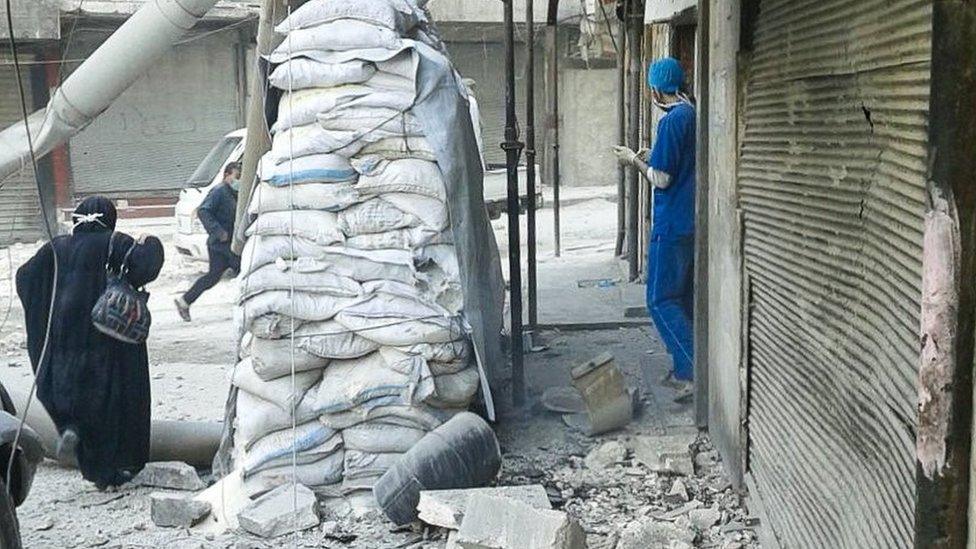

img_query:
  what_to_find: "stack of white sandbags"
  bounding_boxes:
[230,0,480,504]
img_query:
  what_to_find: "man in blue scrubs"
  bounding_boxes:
[613,57,696,390]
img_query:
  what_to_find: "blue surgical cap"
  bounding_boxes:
[647,57,685,94]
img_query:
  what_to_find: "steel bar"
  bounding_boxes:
[526,0,538,330]
[625,1,642,280]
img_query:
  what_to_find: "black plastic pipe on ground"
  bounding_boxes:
[526,0,538,331]
[502,0,525,407]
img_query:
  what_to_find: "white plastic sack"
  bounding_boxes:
[291,320,380,359]
[379,346,468,376]
[268,21,400,63]
[314,352,434,414]
[271,123,412,160]
[269,58,376,91]
[241,421,340,475]
[273,86,372,132]
[275,0,422,34]
[427,367,480,408]
[380,193,448,231]
[338,198,419,236]
[240,290,358,330]
[239,263,361,301]
[250,314,303,339]
[250,336,331,381]
[352,158,447,201]
[291,249,417,284]
[245,210,343,246]
[317,107,422,134]
[319,402,456,431]
[343,450,402,480]
[357,136,437,161]
[247,180,359,214]
[392,340,471,364]
[243,450,344,496]
[334,293,463,346]
[236,388,320,446]
[231,357,324,409]
[258,152,357,185]
[240,234,330,276]
[342,421,427,453]
[344,226,442,251]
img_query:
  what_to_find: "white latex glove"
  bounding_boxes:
[611,145,636,166]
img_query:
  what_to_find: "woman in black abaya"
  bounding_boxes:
[16,197,164,489]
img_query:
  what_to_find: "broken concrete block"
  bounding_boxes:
[689,506,721,531]
[135,462,206,491]
[456,493,585,549]
[616,517,696,549]
[665,479,690,504]
[584,441,627,470]
[571,353,632,436]
[417,485,552,530]
[238,483,320,538]
[630,433,696,476]
[150,492,211,528]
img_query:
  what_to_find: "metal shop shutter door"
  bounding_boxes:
[68,31,242,198]
[737,0,931,547]
[0,53,41,244]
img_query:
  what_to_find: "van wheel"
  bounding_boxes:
[0,479,22,549]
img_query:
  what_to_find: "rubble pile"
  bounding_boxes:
[231,0,479,506]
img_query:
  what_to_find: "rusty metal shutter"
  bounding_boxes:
[738,1,931,547]
[0,51,41,245]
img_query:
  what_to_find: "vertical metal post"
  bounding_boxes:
[626,2,642,281]
[503,0,525,407]
[526,0,538,330]
[546,23,561,258]
[615,15,627,258]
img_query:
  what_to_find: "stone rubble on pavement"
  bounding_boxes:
[149,492,212,528]
[134,461,207,491]
[417,485,552,530]
[237,484,320,539]
[454,493,586,549]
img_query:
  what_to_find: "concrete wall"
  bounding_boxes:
[557,66,619,188]
[705,0,744,486]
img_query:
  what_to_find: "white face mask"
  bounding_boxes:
[229,178,241,191]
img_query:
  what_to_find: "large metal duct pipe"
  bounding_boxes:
[0,0,221,182]
[6,385,221,469]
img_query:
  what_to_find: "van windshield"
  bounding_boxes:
[185,136,242,188]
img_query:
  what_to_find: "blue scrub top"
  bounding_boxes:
[648,102,696,239]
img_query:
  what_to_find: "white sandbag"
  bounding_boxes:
[240,290,358,330]
[241,421,340,475]
[344,226,442,251]
[338,197,419,236]
[258,152,357,185]
[334,293,463,346]
[415,244,464,313]
[415,244,461,280]
[271,123,414,160]
[379,346,468,376]
[317,107,422,134]
[356,136,437,161]
[352,158,447,201]
[392,340,471,364]
[239,263,361,300]
[236,388,320,446]
[293,249,417,284]
[341,474,384,494]
[427,367,480,408]
[343,450,402,480]
[269,58,376,91]
[380,193,449,231]
[291,320,380,359]
[314,352,434,414]
[319,402,457,430]
[273,86,373,132]
[245,210,343,245]
[240,234,330,276]
[247,180,359,214]
[250,314,304,339]
[268,21,400,62]
[275,0,421,34]
[231,357,324,409]
[250,337,330,381]
[342,421,427,453]
[243,450,344,497]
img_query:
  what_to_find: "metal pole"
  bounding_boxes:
[547,24,562,258]
[503,0,526,407]
[615,14,627,257]
[626,2,642,280]
[526,0,538,330]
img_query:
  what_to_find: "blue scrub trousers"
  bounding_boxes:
[647,235,695,381]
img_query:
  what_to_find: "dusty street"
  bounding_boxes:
[0,188,759,548]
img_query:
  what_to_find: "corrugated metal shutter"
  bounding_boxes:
[67,29,242,197]
[0,52,41,244]
[448,41,508,167]
[738,1,931,547]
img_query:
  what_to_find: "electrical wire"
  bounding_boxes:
[4,0,62,494]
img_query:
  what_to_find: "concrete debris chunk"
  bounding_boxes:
[571,353,633,436]
[150,492,212,528]
[135,461,207,491]
[238,483,320,539]
[584,441,627,470]
[689,506,722,531]
[616,517,696,549]
[665,479,690,504]
[456,493,586,549]
[417,485,552,530]
[630,433,696,476]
